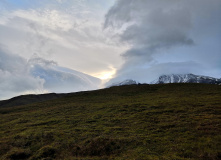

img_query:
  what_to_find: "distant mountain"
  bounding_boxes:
[108,79,137,87]
[151,74,221,85]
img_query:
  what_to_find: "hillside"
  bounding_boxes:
[0,84,221,160]
[0,93,64,108]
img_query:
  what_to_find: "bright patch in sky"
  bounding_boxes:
[95,68,116,80]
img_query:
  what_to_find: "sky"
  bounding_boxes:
[0,0,221,100]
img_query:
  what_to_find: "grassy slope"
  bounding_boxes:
[0,84,220,160]
[0,93,64,108]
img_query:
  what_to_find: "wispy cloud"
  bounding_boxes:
[0,47,101,100]
[0,0,124,80]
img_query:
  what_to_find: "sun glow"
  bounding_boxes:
[99,72,114,80]
[94,68,116,80]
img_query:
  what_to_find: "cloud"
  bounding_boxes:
[29,54,102,93]
[0,47,101,100]
[1,0,220,98]
[106,61,205,86]
[104,0,221,84]
[0,47,45,100]
[104,0,195,60]
[0,1,125,78]
[0,0,123,99]
[28,53,58,66]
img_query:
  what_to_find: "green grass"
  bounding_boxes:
[0,84,221,159]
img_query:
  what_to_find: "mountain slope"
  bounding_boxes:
[151,73,221,84]
[0,84,220,159]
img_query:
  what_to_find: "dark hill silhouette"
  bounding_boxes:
[0,93,65,108]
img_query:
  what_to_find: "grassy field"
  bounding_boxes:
[0,84,220,160]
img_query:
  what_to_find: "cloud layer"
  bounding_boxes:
[0,0,123,78]
[0,48,101,100]
[104,0,221,84]
[1,0,221,99]
[0,0,117,99]
[0,48,45,99]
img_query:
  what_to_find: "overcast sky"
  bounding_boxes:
[0,0,221,99]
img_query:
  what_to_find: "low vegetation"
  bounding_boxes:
[0,84,221,159]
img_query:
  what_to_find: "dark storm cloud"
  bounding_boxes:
[105,0,221,84]
[105,0,194,50]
